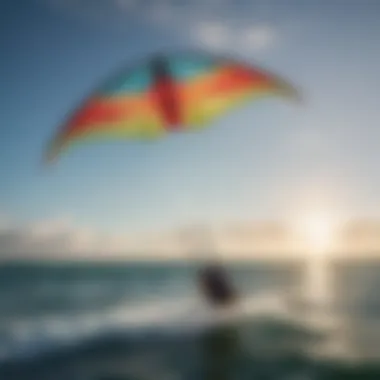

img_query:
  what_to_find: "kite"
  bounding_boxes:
[45,51,300,162]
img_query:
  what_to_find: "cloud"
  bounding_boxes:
[192,21,231,51]
[0,217,292,260]
[242,25,277,51]
[2,216,379,261]
[0,219,323,260]
[45,0,278,54]
[0,216,186,260]
[191,20,277,54]
[0,217,110,259]
[337,220,380,256]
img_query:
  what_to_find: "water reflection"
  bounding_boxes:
[201,325,240,380]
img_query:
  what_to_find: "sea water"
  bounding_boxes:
[0,260,379,380]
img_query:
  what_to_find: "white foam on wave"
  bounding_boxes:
[0,291,291,363]
[5,290,363,365]
[2,290,378,367]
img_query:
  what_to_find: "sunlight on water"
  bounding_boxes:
[294,210,339,306]
[305,255,332,306]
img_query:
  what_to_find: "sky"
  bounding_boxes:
[1,0,380,258]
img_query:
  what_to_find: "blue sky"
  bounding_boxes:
[1,0,380,240]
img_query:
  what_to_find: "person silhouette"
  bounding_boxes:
[198,262,237,307]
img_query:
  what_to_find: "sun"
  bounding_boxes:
[294,211,338,254]
[293,210,342,304]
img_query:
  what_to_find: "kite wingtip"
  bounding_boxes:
[42,148,58,167]
[43,137,63,166]
[281,83,303,105]
[291,90,304,105]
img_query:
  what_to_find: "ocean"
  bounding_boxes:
[0,259,379,380]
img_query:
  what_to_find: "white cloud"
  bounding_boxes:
[191,20,277,55]
[45,0,278,54]
[2,215,379,261]
[242,25,277,51]
[0,218,99,258]
[193,21,231,51]
[0,217,184,260]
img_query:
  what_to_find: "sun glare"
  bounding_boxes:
[293,210,342,304]
[295,211,338,254]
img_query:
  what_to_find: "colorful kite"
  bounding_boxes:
[45,51,300,162]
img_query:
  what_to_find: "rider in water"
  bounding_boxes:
[198,262,237,307]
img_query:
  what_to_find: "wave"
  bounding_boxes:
[0,291,293,364]
[2,290,375,368]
